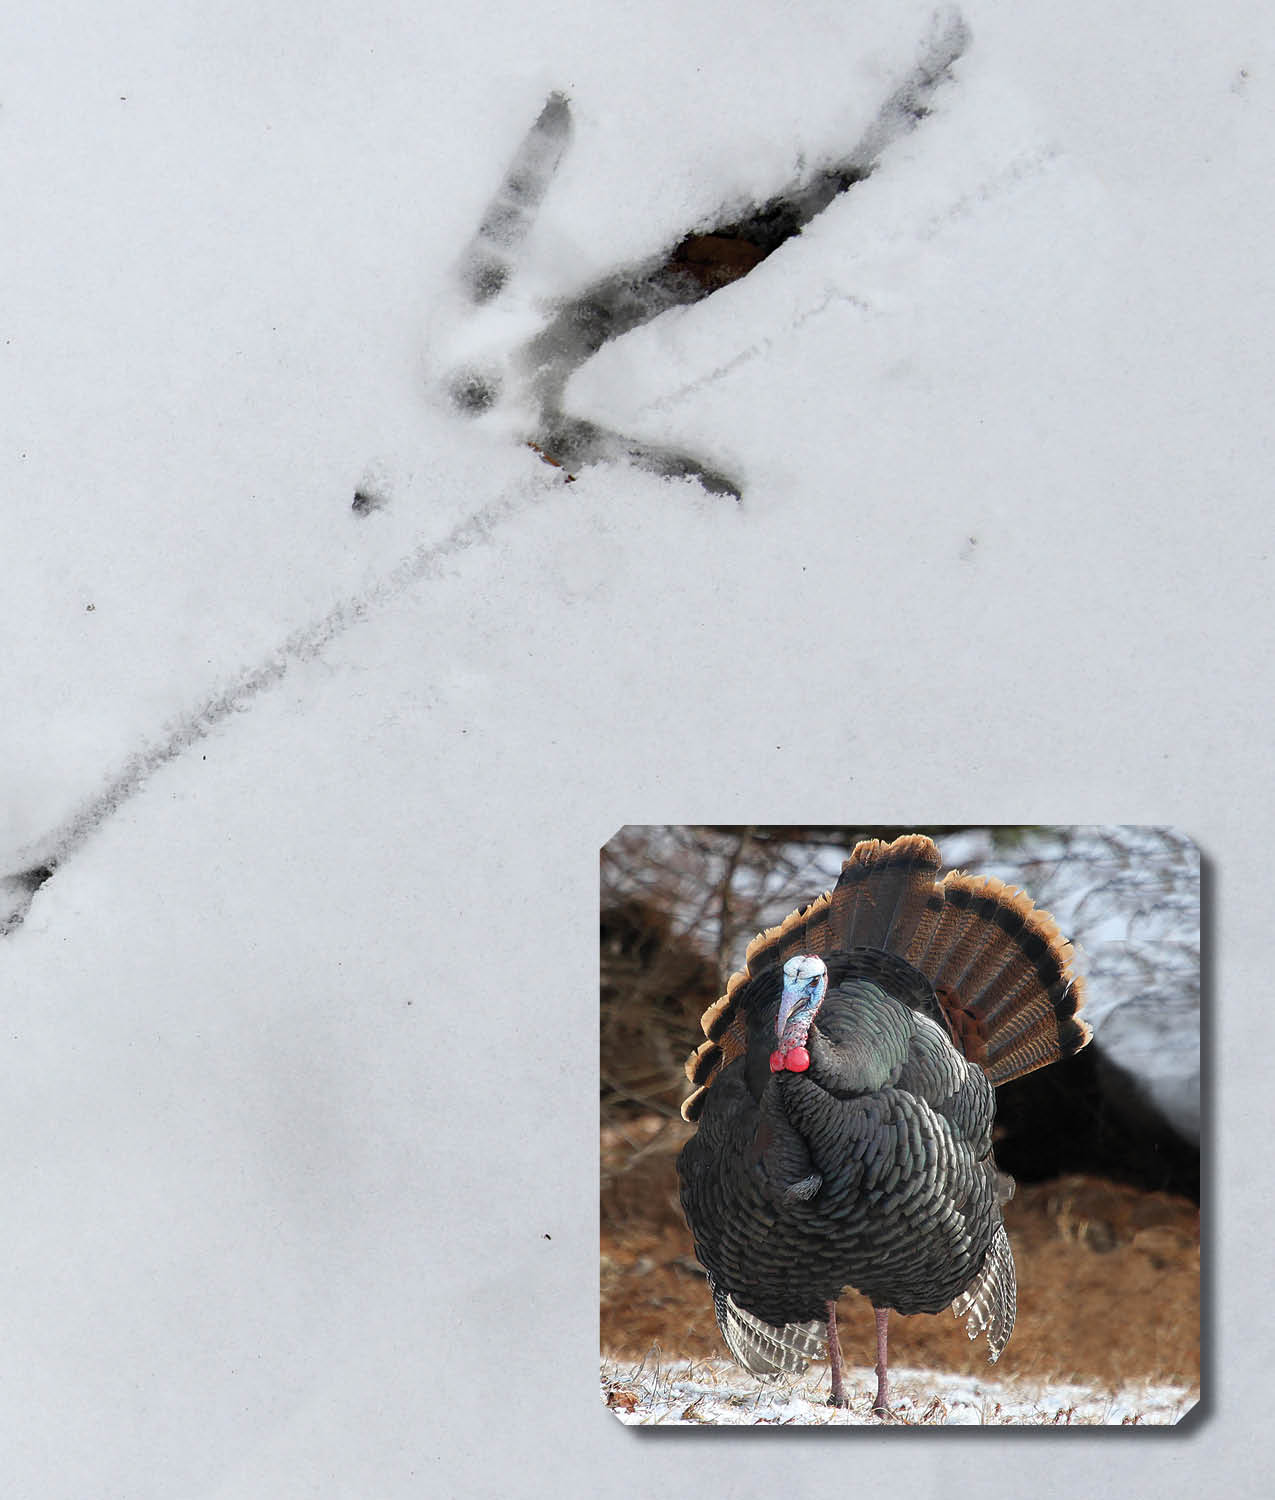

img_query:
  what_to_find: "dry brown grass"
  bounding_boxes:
[600,1115,1200,1391]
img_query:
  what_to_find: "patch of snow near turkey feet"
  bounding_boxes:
[601,1358,1198,1427]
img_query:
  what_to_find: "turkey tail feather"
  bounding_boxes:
[712,1283,825,1377]
[912,870,1090,1085]
[827,833,943,954]
[951,1224,1017,1361]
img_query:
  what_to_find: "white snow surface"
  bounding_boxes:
[601,1357,1199,1427]
[1,0,1265,1495]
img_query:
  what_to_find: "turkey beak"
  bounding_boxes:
[776,987,805,1043]
[777,971,823,1047]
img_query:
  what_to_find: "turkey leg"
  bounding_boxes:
[872,1306,891,1417]
[825,1299,848,1407]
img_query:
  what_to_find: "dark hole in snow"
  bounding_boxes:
[449,369,502,415]
[464,256,510,303]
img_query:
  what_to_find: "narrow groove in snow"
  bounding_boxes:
[2,482,547,936]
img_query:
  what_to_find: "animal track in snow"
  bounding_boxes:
[3,10,971,934]
[443,8,971,498]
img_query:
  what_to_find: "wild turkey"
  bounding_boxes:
[676,833,1091,1417]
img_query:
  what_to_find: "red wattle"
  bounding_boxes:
[785,1046,811,1072]
[769,1050,785,1072]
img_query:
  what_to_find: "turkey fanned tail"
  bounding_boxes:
[712,1281,825,1377]
[950,1224,1017,1361]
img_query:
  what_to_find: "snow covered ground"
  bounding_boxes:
[0,0,1265,1495]
[601,1357,1198,1427]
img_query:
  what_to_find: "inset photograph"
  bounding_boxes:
[600,826,1200,1425]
